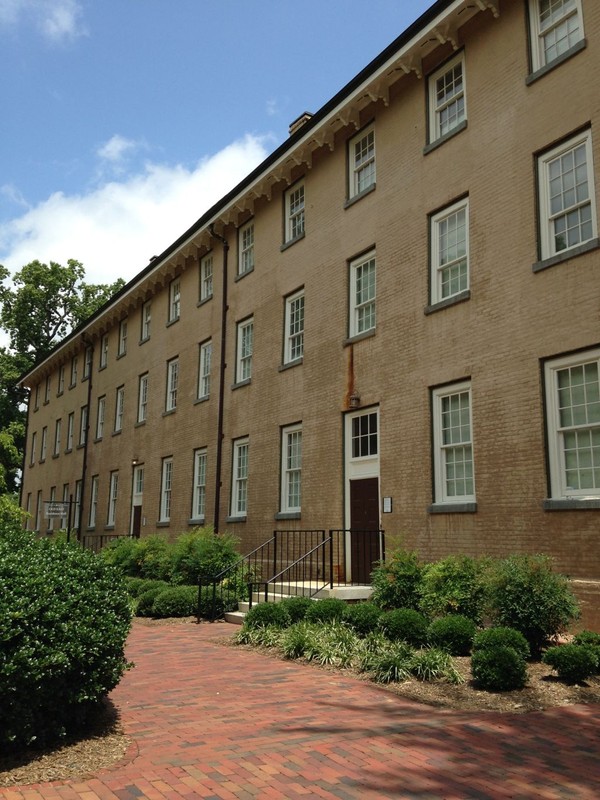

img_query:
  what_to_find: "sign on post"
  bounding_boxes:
[44,501,70,519]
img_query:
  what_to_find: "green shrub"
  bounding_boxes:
[125,576,156,597]
[99,536,141,576]
[0,531,131,749]
[309,623,360,667]
[472,627,530,661]
[244,601,291,629]
[379,608,429,647]
[370,549,423,610]
[136,584,169,617]
[572,630,600,648]
[543,644,598,684]
[279,621,318,659]
[304,597,347,624]
[367,641,414,684]
[419,555,489,623]
[279,595,314,623]
[343,602,382,636]
[471,646,527,691]
[484,554,579,655]
[235,624,282,648]
[427,614,476,656]
[170,527,239,584]
[151,585,198,618]
[408,648,464,684]
[135,535,172,580]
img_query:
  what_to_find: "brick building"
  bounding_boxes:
[19,0,600,625]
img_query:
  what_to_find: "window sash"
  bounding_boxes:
[193,449,207,519]
[138,375,148,422]
[199,342,212,398]
[79,406,88,446]
[100,335,108,368]
[54,419,61,455]
[115,388,124,431]
[531,0,582,68]
[285,292,304,363]
[351,128,376,196]
[142,301,151,340]
[58,365,65,394]
[237,321,253,382]
[118,321,127,355]
[40,427,47,460]
[431,199,469,302]
[89,477,99,527]
[231,441,249,516]
[430,55,465,141]
[169,279,181,321]
[96,397,105,439]
[239,223,255,275]
[350,254,376,337]
[66,413,74,450]
[351,412,378,459]
[286,185,305,241]
[167,359,179,410]
[201,255,213,300]
[107,472,118,526]
[160,459,173,521]
[433,383,475,502]
[282,427,302,512]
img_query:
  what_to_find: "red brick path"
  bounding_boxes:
[2,620,600,799]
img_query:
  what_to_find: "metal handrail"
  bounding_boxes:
[253,535,333,606]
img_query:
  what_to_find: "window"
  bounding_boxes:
[432,381,475,504]
[96,396,106,439]
[79,405,88,446]
[141,300,151,341]
[48,486,56,531]
[40,426,47,461]
[284,290,304,364]
[349,251,376,338]
[236,318,253,383]
[74,480,82,530]
[351,412,378,458]
[44,375,51,403]
[34,383,40,410]
[118,319,128,356]
[83,346,92,378]
[66,412,74,451]
[89,476,99,528]
[107,471,119,526]
[25,493,32,530]
[166,358,179,411]
[545,348,600,500]
[138,374,148,423]
[285,183,305,243]
[192,448,207,520]
[57,365,65,395]
[114,386,124,432]
[230,438,249,518]
[160,457,173,522]
[100,334,109,368]
[30,431,37,465]
[430,198,469,304]
[529,0,584,72]
[349,126,375,198]
[428,53,466,143]
[53,418,61,456]
[200,253,213,301]
[169,278,181,323]
[61,483,69,528]
[537,130,596,261]
[70,356,78,387]
[238,221,255,276]
[281,425,302,513]
[198,341,212,399]
[35,490,42,532]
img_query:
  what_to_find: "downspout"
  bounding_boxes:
[209,225,229,535]
[18,387,31,519]
[77,339,94,541]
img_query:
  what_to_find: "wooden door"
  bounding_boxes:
[349,477,380,583]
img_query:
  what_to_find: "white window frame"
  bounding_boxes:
[118,319,127,356]
[114,386,124,432]
[198,340,212,399]
[61,483,69,528]
[160,457,173,522]
[35,490,42,532]
[107,471,119,527]
[100,334,109,369]
[169,278,181,323]
[53,418,61,456]
[284,289,304,364]
[350,411,379,460]
[230,438,249,518]
[537,130,597,260]
[281,424,302,514]
[200,253,213,301]
[236,318,253,383]
[528,0,584,72]
[428,53,466,143]
[30,431,37,465]
[66,412,74,451]
[138,373,148,423]
[238,221,255,276]
[83,346,92,378]
[192,448,207,521]
[89,475,99,528]
[545,347,600,500]
[432,381,475,504]
[96,395,106,439]
[57,364,65,394]
[349,250,376,338]
[44,375,51,403]
[25,492,32,530]
[141,300,151,341]
[48,486,56,531]
[166,358,179,411]
[80,405,89,448]
[349,125,376,199]
[70,356,78,387]
[285,183,305,243]
[40,426,47,461]
[430,197,470,304]
[74,480,82,530]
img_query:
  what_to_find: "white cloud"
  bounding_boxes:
[0,0,86,42]
[97,134,139,164]
[0,134,270,288]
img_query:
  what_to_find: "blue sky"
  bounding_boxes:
[0,0,431,288]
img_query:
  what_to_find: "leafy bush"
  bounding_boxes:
[279,622,318,659]
[408,648,464,684]
[236,624,282,648]
[366,641,414,684]
[427,614,476,656]
[379,608,429,647]
[419,555,489,623]
[343,602,382,636]
[151,585,198,618]
[279,595,314,623]
[543,644,598,684]
[169,527,239,584]
[136,584,169,617]
[484,554,579,655]
[304,597,347,624]
[370,549,423,610]
[309,623,360,667]
[472,627,530,661]
[471,646,527,691]
[100,536,141,576]
[0,530,131,748]
[244,601,291,629]
[573,630,600,650]
[124,576,150,597]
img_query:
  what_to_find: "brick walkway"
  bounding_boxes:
[2,620,600,800]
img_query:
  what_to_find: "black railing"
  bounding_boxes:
[329,529,385,585]
[79,532,129,553]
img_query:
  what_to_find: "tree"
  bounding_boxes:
[0,259,125,494]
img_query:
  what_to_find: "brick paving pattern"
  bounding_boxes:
[2,620,600,800]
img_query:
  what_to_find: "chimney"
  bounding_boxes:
[289,111,313,136]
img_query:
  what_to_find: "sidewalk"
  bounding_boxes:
[2,619,599,800]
